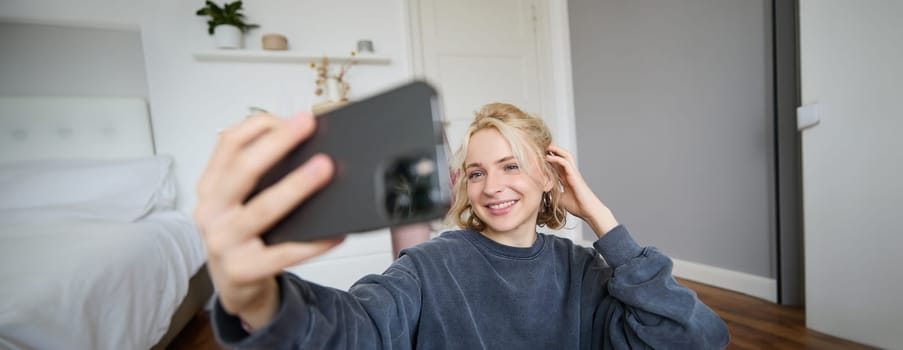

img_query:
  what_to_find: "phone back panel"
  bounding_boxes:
[251,81,450,244]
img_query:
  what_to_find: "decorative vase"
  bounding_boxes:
[213,25,242,49]
[311,100,347,116]
[325,77,341,102]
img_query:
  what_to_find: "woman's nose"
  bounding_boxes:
[482,172,505,195]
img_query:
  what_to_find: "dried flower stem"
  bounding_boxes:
[310,52,358,102]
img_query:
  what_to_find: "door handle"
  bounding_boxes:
[797,103,821,131]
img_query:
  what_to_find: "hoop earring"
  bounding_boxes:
[541,191,552,212]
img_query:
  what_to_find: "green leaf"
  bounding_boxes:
[225,1,241,15]
[196,0,256,34]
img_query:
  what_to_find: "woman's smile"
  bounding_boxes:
[485,199,519,215]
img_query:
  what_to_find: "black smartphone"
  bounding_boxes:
[249,81,451,244]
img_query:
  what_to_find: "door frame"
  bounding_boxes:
[773,0,803,306]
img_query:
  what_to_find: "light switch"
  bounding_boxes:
[797,103,821,131]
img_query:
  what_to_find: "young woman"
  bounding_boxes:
[195,103,730,349]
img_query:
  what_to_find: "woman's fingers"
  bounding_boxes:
[198,114,286,199]
[545,145,610,221]
[217,114,318,204]
[235,153,335,240]
[547,144,575,164]
[195,113,317,235]
[204,153,334,255]
[223,237,345,284]
[547,145,587,182]
[235,114,317,177]
[546,145,573,171]
[546,152,575,181]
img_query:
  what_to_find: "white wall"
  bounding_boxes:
[799,1,903,348]
[0,0,414,288]
[1,0,413,210]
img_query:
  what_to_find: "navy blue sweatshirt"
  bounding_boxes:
[212,226,730,349]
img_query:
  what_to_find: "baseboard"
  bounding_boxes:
[671,258,777,303]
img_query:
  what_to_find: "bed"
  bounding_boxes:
[0,97,211,349]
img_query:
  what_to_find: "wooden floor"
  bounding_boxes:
[166,279,875,349]
[679,279,874,349]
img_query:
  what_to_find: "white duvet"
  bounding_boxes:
[0,212,206,350]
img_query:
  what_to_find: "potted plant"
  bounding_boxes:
[195,0,259,49]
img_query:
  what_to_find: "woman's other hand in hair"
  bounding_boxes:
[545,144,619,237]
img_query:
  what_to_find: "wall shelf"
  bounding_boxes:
[192,50,391,65]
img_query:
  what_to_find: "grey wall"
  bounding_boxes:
[0,22,147,97]
[568,0,776,278]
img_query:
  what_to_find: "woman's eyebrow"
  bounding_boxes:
[466,156,515,169]
[495,156,515,164]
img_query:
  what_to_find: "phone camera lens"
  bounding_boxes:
[384,155,438,222]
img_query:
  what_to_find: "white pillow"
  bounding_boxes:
[0,155,177,223]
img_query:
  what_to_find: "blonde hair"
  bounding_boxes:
[446,103,567,231]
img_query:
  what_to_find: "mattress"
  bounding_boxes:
[0,211,206,350]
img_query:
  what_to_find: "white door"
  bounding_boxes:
[413,0,545,153]
[799,1,903,348]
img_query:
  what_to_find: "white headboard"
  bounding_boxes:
[0,96,154,163]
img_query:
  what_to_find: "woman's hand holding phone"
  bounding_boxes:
[193,113,345,330]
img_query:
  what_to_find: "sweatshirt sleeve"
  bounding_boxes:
[211,255,422,350]
[592,225,730,349]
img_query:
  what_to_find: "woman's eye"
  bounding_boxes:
[505,163,520,172]
[467,171,484,180]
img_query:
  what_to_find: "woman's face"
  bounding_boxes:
[464,128,550,236]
